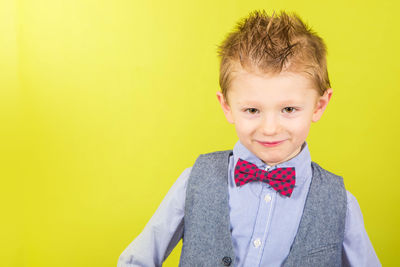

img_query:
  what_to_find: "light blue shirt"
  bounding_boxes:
[118,141,381,267]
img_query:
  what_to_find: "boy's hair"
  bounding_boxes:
[218,10,330,101]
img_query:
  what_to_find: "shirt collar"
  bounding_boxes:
[232,140,312,186]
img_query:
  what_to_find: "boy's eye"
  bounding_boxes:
[245,108,259,114]
[282,107,296,113]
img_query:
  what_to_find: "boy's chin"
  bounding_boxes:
[257,148,302,166]
[255,149,294,166]
[256,152,286,166]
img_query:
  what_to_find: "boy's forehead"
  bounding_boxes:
[231,66,312,84]
[227,68,319,104]
[233,94,308,106]
[230,70,315,92]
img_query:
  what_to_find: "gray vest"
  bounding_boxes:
[179,150,346,267]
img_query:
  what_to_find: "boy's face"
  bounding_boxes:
[217,69,332,166]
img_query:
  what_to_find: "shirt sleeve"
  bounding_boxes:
[117,167,192,267]
[342,190,381,267]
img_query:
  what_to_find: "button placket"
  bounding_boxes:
[242,185,274,266]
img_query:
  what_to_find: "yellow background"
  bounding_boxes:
[1,0,399,266]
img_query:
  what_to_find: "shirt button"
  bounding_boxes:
[253,238,262,248]
[264,194,272,203]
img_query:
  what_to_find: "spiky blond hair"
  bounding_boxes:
[218,10,330,101]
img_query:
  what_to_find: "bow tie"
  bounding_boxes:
[234,158,296,197]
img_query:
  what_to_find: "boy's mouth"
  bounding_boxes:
[257,140,285,147]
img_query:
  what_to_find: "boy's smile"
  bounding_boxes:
[217,69,332,166]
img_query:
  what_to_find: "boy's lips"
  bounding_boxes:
[257,140,285,147]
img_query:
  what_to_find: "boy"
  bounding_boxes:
[118,10,381,266]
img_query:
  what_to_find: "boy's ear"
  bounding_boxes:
[216,91,234,124]
[312,88,333,122]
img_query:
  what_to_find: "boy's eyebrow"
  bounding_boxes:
[234,101,263,107]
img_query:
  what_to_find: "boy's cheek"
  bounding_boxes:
[234,120,255,135]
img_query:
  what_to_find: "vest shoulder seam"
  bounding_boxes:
[198,150,233,158]
[311,161,343,179]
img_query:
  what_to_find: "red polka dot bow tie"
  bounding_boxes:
[234,158,296,197]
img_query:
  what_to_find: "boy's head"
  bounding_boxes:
[217,10,330,101]
[216,10,333,166]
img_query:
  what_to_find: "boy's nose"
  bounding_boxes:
[259,114,279,136]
